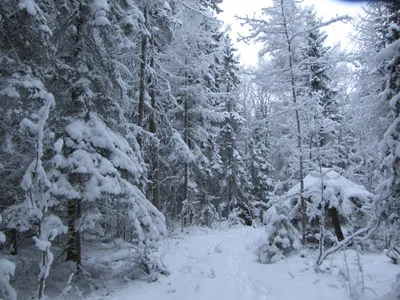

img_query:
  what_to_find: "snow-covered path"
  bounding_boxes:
[104,226,398,300]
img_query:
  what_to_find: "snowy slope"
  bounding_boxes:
[101,226,398,300]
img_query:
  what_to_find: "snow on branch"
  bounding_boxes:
[177,0,223,22]
[316,227,369,266]
[290,15,352,43]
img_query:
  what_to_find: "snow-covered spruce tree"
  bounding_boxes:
[250,60,297,195]
[373,1,400,250]
[0,215,16,300]
[284,169,373,245]
[138,0,178,212]
[0,0,56,255]
[238,64,275,217]
[344,1,393,190]
[19,94,67,299]
[2,79,67,298]
[218,36,252,225]
[311,2,400,266]
[352,1,392,136]
[61,0,167,274]
[247,91,275,221]
[298,9,344,172]
[51,113,167,272]
[137,2,192,222]
[2,0,168,276]
[160,0,225,227]
[257,205,301,264]
[200,0,223,13]
[134,0,178,149]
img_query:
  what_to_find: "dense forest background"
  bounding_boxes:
[0,0,399,299]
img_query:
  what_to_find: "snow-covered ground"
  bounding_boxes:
[100,226,399,300]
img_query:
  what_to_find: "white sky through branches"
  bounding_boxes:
[219,0,364,66]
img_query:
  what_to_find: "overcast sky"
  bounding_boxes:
[219,0,364,66]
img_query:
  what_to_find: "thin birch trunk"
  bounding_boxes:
[280,0,306,246]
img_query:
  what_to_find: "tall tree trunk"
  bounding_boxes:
[10,229,17,255]
[148,38,160,210]
[38,252,46,299]
[183,97,190,227]
[76,201,81,270]
[227,93,233,211]
[66,200,76,262]
[280,1,307,246]
[65,3,84,272]
[330,207,345,241]
[66,199,81,272]
[137,7,148,148]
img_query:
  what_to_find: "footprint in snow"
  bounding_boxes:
[208,269,216,279]
[195,284,201,292]
[180,265,191,273]
[327,283,340,289]
[167,288,177,293]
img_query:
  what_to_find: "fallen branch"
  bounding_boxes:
[316,227,369,266]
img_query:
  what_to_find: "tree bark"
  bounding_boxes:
[76,200,81,270]
[137,7,148,148]
[65,3,84,272]
[148,37,160,210]
[330,207,345,242]
[38,251,46,299]
[66,199,81,272]
[183,97,190,227]
[10,229,17,255]
[66,199,76,262]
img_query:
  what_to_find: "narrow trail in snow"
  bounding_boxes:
[103,226,398,300]
[104,226,268,300]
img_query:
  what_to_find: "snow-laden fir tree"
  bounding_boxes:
[139,0,178,212]
[285,169,373,244]
[218,36,253,226]
[19,93,67,299]
[47,0,168,275]
[247,92,275,221]
[1,0,169,283]
[160,0,225,227]
[345,1,393,190]
[299,9,344,172]
[257,205,301,264]
[0,0,56,255]
[374,0,400,250]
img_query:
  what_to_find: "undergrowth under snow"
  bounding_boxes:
[87,225,399,300]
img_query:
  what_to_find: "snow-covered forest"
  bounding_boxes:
[0,0,399,299]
